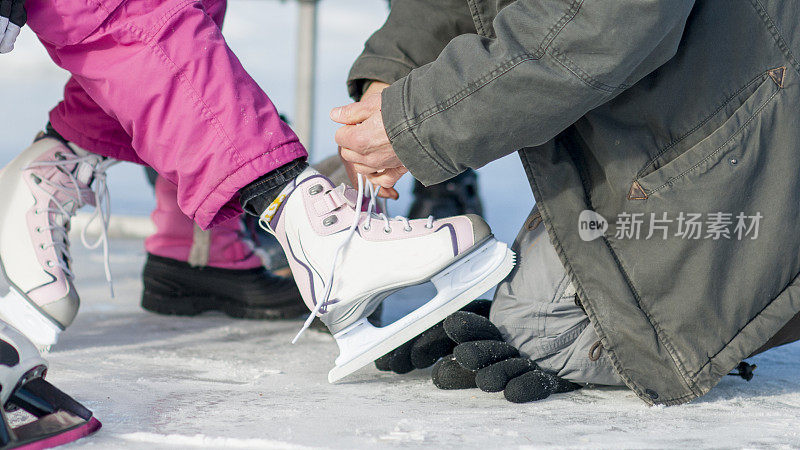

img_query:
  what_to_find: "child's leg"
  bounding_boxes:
[141,175,306,320]
[146,175,261,270]
[48,0,228,165]
[26,0,306,229]
[48,77,142,164]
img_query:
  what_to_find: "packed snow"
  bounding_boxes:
[2,0,800,448]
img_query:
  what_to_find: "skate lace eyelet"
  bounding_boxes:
[309,184,323,195]
[35,227,42,233]
[323,215,338,227]
[425,223,433,229]
[384,227,392,234]
[46,260,54,267]
[39,244,45,250]
[54,152,65,160]
[404,226,412,232]
[362,224,370,231]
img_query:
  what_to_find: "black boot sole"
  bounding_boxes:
[141,254,307,320]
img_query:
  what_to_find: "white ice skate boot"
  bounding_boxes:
[0,134,115,349]
[260,168,515,382]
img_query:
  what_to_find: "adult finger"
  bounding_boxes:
[334,125,370,153]
[339,148,383,174]
[330,94,380,125]
[376,186,399,200]
[366,167,406,190]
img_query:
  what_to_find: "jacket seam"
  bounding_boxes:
[466,0,490,37]
[152,37,245,166]
[599,235,701,393]
[546,49,622,93]
[548,48,631,93]
[398,77,454,176]
[690,267,800,380]
[351,54,416,72]
[387,0,583,138]
[122,2,247,168]
[750,0,800,77]
[386,53,539,139]
[136,0,195,42]
[118,1,245,170]
[522,152,701,403]
[538,0,584,54]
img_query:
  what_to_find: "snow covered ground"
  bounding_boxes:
[3,0,800,448]
[43,239,800,449]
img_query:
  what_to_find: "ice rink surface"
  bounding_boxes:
[45,240,800,449]
[2,0,800,448]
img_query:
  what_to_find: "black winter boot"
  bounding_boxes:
[141,254,306,319]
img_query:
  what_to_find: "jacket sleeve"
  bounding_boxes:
[347,0,476,100]
[382,0,695,185]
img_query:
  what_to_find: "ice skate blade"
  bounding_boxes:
[328,238,515,383]
[10,414,101,449]
[0,288,60,351]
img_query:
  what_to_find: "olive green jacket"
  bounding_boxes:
[348,0,800,405]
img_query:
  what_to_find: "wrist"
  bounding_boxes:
[363,81,390,97]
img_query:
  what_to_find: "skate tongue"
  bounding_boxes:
[292,174,371,344]
[334,184,359,208]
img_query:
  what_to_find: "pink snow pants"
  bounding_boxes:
[26,0,307,229]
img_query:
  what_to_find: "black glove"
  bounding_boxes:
[433,311,581,403]
[0,0,26,53]
[374,300,492,374]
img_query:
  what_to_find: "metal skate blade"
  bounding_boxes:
[10,414,101,449]
[328,239,515,383]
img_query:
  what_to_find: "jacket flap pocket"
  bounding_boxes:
[631,67,784,199]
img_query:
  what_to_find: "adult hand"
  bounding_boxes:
[433,311,581,403]
[331,81,407,198]
[0,0,26,54]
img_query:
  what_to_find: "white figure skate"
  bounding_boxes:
[0,320,101,448]
[260,168,515,382]
[0,134,116,349]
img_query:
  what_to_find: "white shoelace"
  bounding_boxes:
[286,174,433,343]
[25,154,119,296]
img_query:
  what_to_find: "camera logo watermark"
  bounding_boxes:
[579,210,762,242]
